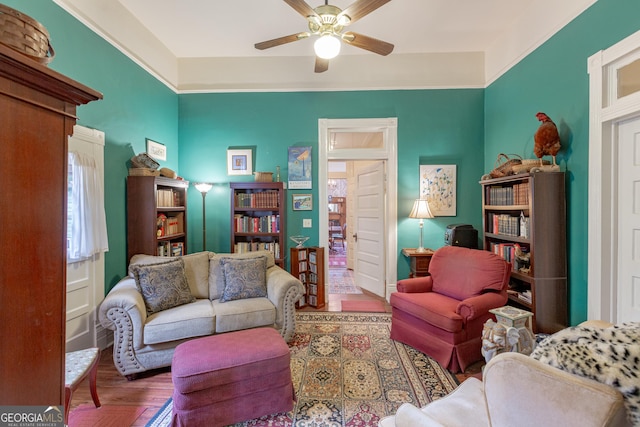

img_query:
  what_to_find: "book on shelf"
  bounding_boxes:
[485,182,530,205]
[157,189,180,208]
[234,190,279,208]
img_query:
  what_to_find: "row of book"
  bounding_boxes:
[157,241,184,257]
[234,191,280,208]
[488,242,529,269]
[234,214,280,233]
[485,182,529,206]
[486,212,530,238]
[234,241,280,259]
[507,289,532,305]
[156,189,182,208]
[157,213,184,237]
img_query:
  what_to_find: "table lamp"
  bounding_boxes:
[409,199,434,253]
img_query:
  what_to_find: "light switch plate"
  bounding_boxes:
[303,219,312,228]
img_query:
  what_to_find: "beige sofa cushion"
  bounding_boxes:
[212,297,275,333]
[143,299,215,345]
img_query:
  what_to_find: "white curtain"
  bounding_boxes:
[68,151,109,259]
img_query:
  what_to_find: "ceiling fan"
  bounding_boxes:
[254,0,394,73]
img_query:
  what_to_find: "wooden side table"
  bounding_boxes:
[401,248,435,278]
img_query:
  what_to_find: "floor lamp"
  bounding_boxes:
[194,183,213,251]
[409,199,434,253]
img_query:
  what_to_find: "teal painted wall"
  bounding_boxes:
[3,1,180,290]
[485,0,640,324]
[178,90,485,278]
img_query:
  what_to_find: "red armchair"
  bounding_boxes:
[390,246,510,372]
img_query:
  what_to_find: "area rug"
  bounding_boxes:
[70,404,145,427]
[329,268,362,294]
[329,255,347,267]
[341,299,387,313]
[146,312,458,427]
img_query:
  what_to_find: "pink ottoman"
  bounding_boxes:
[171,327,295,427]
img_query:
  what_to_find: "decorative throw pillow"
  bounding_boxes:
[219,256,267,303]
[130,258,195,314]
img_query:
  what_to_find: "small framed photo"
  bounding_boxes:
[292,194,312,211]
[146,139,166,161]
[227,149,253,175]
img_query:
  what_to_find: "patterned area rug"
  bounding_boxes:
[146,312,458,427]
[329,268,362,294]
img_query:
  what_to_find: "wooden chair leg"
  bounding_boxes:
[64,387,72,425]
[88,353,101,408]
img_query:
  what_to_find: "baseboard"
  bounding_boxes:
[95,322,112,350]
[386,283,397,303]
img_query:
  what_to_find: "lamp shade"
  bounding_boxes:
[194,182,213,194]
[409,199,434,219]
[314,35,341,59]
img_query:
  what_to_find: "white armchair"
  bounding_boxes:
[379,351,630,427]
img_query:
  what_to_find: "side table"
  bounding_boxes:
[401,248,434,277]
[482,306,536,363]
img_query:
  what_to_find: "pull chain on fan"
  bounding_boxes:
[254,0,394,73]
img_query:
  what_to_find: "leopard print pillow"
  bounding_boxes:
[530,322,640,426]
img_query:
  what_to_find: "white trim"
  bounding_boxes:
[319,118,398,302]
[588,29,640,323]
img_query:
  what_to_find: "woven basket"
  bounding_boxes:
[512,159,551,174]
[254,172,273,182]
[131,153,160,170]
[489,154,522,178]
[0,4,54,64]
[129,167,160,177]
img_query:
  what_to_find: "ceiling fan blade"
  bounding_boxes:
[342,31,394,56]
[338,0,392,25]
[255,32,309,50]
[283,0,320,20]
[315,57,329,73]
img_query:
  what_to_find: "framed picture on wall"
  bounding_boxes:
[146,139,166,161]
[292,194,312,211]
[227,149,253,175]
[420,164,457,216]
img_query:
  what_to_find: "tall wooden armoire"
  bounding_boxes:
[0,44,102,404]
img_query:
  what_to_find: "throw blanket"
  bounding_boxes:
[530,322,640,426]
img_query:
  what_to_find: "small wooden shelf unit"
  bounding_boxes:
[127,176,189,261]
[291,246,325,309]
[230,182,286,268]
[480,171,567,334]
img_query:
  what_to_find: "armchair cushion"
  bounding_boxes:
[220,256,268,302]
[429,246,510,300]
[130,258,195,315]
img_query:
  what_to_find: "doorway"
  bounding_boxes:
[588,29,640,323]
[318,118,398,304]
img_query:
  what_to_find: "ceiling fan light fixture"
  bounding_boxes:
[314,34,341,59]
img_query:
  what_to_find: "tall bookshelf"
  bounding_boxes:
[290,246,325,309]
[480,171,567,334]
[230,182,286,267]
[127,176,189,261]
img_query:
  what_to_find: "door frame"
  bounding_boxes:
[318,118,398,301]
[588,29,640,322]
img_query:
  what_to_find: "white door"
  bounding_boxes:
[617,116,640,322]
[354,161,386,297]
[66,125,106,351]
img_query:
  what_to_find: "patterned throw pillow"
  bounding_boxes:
[219,256,267,302]
[130,258,195,314]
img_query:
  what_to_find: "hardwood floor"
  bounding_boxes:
[69,265,481,424]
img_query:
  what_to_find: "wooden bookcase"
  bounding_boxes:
[290,246,325,309]
[230,182,286,267]
[480,171,567,334]
[127,176,189,261]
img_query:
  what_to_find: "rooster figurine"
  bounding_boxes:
[534,112,561,167]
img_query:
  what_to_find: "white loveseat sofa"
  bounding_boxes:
[379,351,631,427]
[99,250,304,379]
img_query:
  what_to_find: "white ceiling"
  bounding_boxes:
[54,0,596,92]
